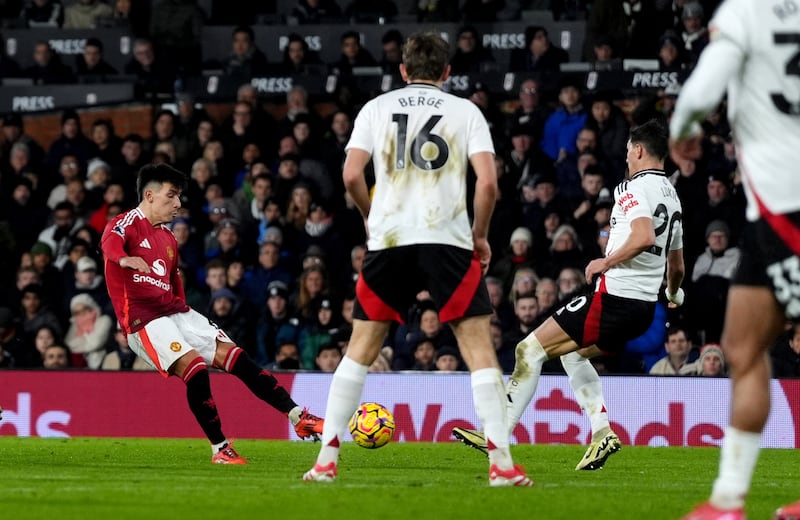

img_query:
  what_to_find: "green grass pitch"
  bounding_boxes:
[1,437,799,520]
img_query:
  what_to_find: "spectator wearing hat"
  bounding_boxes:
[208,288,251,351]
[505,120,552,195]
[1,113,45,174]
[63,254,112,319]
[541,80,588,162]
[548,223,585,279]
[695,343,726,377]
[75,37,118,81]
[435,345,463,372]
[658,31,687,72]
[509,26,569,79]
[255,280,301,366]
[84,158,112,209]
[242,241,293,314]
[490,226,537,296]
[449,25,495,75]
[2,176,50,256]
[299,296,339,369]
[44,110,94,174]
[300,202,349,293]
[686,219,741,344]
[680,1,709,67]
[65,292,113,369]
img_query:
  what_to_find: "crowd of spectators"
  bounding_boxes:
[0,0,796,378]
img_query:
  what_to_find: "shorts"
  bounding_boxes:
[353,244,492,323]
[127,308,233,377]
[733,213,800,320]
[551,289,655,353]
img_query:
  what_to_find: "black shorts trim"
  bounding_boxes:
[353,244,492,323]
[551,288,656,353]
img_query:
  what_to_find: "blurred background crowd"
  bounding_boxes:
[0,0,797,378]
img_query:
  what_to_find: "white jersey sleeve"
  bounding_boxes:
[346,83,495,251]
[671,0,800,220]
[602,172,683,301]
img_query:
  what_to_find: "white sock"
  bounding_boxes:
[288,405,302,426]
[560,351,610,440]
[506,334,548,433]
[710,427,762,509]
[316,355,368,467]
[471,367,513,470]
[211,439,229,454]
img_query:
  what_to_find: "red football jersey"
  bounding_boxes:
[101,207,189,334]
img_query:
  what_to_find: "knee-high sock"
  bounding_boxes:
[316,355,368,466]
[224,346,297,414]
[472,367,513,470]
[561,351,610,440]
[184,357,226,446]
[710,427,761,509]
[506,334,548,432]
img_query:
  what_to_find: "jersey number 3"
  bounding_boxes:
[392,114,450,170]
[772,32,800,115]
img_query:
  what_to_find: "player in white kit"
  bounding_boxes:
[456,119,686,472]
[671,1,800,519]
[302,32,531,486]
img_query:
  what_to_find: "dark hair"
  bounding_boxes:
[666,325,687,339]
[136,163,187,202]
[402,32,449,82]
[233,25,255,41]
[629,118,669,161]
[123,133,144,144]
[340,30,360,44]
[85,37,103,51]
[382,29,403,46]
[54,201,75,213]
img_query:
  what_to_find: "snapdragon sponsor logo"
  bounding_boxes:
[132,273,170,291]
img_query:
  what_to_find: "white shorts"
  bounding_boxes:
[127,309,233,377]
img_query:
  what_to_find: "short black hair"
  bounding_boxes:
[233,25,254,41]
[85,37,103,51]
[629,118,669,161]
[136,163,187,202]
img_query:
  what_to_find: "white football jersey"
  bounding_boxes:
[602,170,684,301]
[346,83,495,251]
[670,0,800,220]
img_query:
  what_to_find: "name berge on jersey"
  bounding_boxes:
[397,95,444,108]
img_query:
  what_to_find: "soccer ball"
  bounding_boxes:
[349,402,395,449]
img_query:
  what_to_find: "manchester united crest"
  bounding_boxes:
[167,246,174,260]
[170,342,182,352]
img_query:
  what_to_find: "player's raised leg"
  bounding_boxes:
[213,342,323,439]
[303,319,390,482]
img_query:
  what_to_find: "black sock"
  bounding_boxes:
[184,359,225,445]
[227,347,297,414]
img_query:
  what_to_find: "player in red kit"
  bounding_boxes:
[101,163,323,463]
